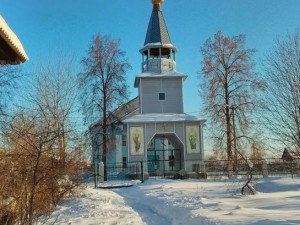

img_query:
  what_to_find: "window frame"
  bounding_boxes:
[158,92,166,101]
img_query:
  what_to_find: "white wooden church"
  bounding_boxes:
[90,0,205,177]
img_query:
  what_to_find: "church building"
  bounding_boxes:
[90,0,205,177]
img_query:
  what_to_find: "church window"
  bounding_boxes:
[158,92,165,101]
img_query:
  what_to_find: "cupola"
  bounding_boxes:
[140,0,177,73]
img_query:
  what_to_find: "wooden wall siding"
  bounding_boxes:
[175,122,184,144]
[127,122,203,170]
[143,122,186,150]
[156,122,174,133]
[145,123,156,145]
[140,77,184,114]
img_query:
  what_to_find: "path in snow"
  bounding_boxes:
[40,177,300,225]
[115,178,300,225]
[115,179,222,225]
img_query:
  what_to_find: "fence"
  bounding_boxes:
[205,158,300,178]
[105,163,141,181]
[92,158,300,184]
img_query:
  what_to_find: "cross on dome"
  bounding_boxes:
[151,0,164,11]
[152,0,164,5]
[139,0,177,74]
[144,0,171,46]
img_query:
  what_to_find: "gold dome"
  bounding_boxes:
[151,0,164,5]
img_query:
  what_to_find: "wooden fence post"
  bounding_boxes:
[141,161,144,183]
[228,161,233,178]
[296,159,300,177]
[262,160,268,178]
[99,161,104,183]
[136,163,141,181]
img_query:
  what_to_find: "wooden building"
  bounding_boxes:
[0,15,28,65]
[91,0,206,177]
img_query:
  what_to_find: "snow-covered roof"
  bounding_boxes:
[143,42,175,48]
[139,42,177,54]
[0,15,29,64]
[89,97,139,130]
[134,70,187,87]
[136,70,186,78]
[281,148,300,161]
[123,113,205,123]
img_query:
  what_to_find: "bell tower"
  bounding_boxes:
[124,0,205,175]
[134,0,186,114]
[140,0,177,73]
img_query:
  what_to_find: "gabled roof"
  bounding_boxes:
[134,70,187,88]
[89,97,139,130]
[144,0,172,46]
[0,15,29,65]
[281,148,300,161]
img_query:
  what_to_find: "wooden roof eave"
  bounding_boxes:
[0,15,29,65]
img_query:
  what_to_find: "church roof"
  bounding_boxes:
[144,0,172,46]
[123,113,205,123]
[0,15,28,64]
[89,97,139,130]
[134,70,187,87]
[281,148,300,161]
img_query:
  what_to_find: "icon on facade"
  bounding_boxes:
[130,127,145,156]
[186,125,200,154]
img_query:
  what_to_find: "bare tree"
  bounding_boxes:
[29,55,78,163]
[0,55,83,225]
[262,31,300,152]
[1,111,80,225]
[78,34,130,180]
[0,65,22,118]
[199,31,265,162]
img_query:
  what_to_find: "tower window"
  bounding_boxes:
[158,92,165,101]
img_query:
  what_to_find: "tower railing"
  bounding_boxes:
[142,58,176,73]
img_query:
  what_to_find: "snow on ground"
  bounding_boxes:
[43,177,300,225]
[40,182,145,225]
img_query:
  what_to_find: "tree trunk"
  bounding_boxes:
[225,83,233,161]
[27,151,41,225]
[102,126,107,181]
[102,91,107,181]
[226,113,232,161]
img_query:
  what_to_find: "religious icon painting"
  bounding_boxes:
[186,125,200,154]
[130,127,145,156]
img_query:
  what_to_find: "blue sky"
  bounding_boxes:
[1,0,300,118]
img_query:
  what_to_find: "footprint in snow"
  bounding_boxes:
[234,205,241,210]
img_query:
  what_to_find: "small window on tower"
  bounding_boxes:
[158,92,165,101]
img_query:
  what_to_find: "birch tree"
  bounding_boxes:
[78,34,130,180]
[199,31,265,161]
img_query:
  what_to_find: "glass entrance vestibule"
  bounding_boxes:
[147,135,182,176]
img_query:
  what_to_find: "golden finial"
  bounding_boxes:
[152,0,164,4]
[151,0,164,11]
